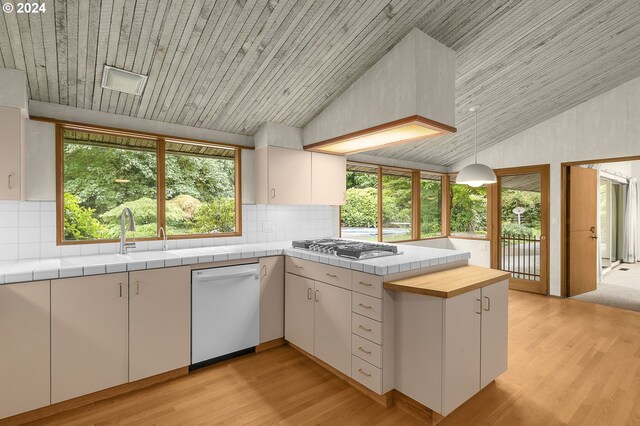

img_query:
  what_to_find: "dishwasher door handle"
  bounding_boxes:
[193,270,258,283]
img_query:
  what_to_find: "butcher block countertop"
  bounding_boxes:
[384,265,511,298]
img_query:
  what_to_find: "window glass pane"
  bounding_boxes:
[382,168,412,242]
[450,182,488,238]
[341,163,378,241]
[63,129,157,241]
[420,173,442,238]
[165,141,236,235]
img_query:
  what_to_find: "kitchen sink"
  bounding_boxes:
[61,254,129,267]
[126,251,180,261]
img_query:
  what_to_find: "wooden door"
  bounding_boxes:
[314,280,352,376]
[259,256,285,343]
[480,280,509,389]
[129,267,191,382]
[0,281,50,418]
[311,152,346,205]
[491,165,549,294]
[268,146,311,204]
[284,273,315,354]
[51,273,129,403]
[568,166,598,296]
[0,106,21,200]
[442,289,481,416]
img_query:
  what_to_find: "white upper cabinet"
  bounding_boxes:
[255,146,312,205]
[254,146,346,206]
[311,152,346,205]
[0,106,22,200]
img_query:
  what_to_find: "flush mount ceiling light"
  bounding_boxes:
[455,107,497,187]
[304,115,456,155]
[101,66,148,96]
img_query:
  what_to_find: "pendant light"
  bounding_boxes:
[456,106,496,187]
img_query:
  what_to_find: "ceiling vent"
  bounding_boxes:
[101,66,147,96]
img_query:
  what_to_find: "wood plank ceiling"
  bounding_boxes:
[1,0,639,166]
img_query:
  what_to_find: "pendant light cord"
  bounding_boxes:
[474,108,478,164]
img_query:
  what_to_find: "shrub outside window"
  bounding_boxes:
[59,125,240,243]
[420,173,442,238]
[449,183,488,238]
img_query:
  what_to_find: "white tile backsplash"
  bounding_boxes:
[0,202,338,261]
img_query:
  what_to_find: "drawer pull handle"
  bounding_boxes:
[358,368,371,377]
[295,265,304,269]
[359,281,373,287]
[136,280,140,295]
[326,273,337,278]
[358,303,372,309]
[315,290,320,302]
[307,288,312,300]
[358,325,372,332]
[119,283,123,298]
[358,346,372,355]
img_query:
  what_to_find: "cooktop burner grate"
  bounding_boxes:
[291,239,399,260]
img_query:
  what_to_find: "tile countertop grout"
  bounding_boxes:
[0,241,471,285]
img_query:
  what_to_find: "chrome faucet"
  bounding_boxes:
[158,227,168,251]
[119,208,136,254]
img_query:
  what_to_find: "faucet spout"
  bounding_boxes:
[120,208,137,254]
[158,227,168,251]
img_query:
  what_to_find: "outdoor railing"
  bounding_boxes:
[500,234,541,281]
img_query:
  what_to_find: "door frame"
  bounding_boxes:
[561,155,640,297]
[490,164,550,295]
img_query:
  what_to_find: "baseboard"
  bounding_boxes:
[394,390,444,425]
[287,341,394,408]
[256,337,286,353]
[0,367,188,425]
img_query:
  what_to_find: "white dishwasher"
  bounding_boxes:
[191,263,260,368]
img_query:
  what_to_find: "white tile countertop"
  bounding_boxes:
[0,241,470,284]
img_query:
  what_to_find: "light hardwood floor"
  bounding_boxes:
[20,291,640,425]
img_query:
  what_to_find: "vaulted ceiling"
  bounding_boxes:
[1,0,639,166]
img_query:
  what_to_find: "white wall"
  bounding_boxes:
[0,201,336,261]
[450,75,640,296]
[403,238,490,267]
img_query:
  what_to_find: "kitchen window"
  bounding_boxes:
[57,124,241,244]
[341,162,445,242]
[449,182,488,238]
[420,172,442,238]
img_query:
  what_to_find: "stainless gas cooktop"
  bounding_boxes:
[291,239,400,260]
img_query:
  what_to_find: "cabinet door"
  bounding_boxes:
[268,146,311,204]
[0,106,21,200]
[311,152,346,205]
[51,273,129,403]
[442,289,481,416]
[480,280,509,388]
[129,267,190,382]
[260,256,285,343]
[284,273,314,354]
[0,281,50,418]
[314,280,352,376]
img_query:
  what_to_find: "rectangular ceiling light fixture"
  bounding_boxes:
[101,65,148,96]
[304,115,456,155]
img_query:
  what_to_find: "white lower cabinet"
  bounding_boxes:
[395,279,509,416]
[0,281,50,419]
[284,273,315,354]
[51,273,129,403]
[313,280,352,376]
[284,272,352,376]
[129,267,191,382]
[259,256,285,343]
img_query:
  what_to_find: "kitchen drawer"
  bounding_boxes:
[351,271,383,298]
[285,257,351,290]
[352,355,382,394]
[352,333,382,368]
[352,313,382,345]
[352,292,383,321]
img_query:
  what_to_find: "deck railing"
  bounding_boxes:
[500,234,541,281]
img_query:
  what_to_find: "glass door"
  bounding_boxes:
[492,166,549,294]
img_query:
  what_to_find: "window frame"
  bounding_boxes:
[341,162,449,243]
[55,122,245,245]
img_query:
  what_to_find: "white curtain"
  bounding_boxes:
[622,178,638,263]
